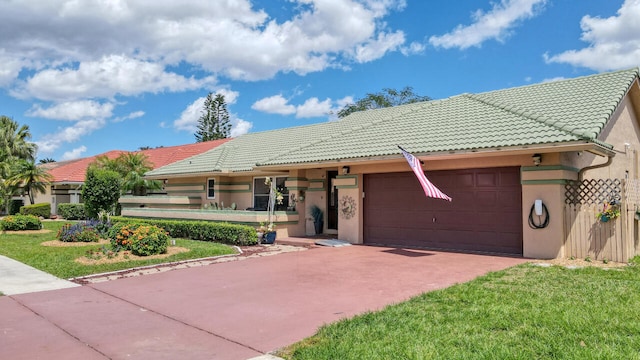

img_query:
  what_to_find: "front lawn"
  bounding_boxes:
[0,221,236,278]
[280,261,640,359]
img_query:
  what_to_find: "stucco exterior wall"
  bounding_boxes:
[562,96,640,180]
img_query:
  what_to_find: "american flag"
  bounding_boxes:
[399,147,452,202]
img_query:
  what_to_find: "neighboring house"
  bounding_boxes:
[125,69,640,261]
[34,139,230,214]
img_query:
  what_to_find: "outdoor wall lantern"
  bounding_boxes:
[342,166,350,175]
[532,154,542,166]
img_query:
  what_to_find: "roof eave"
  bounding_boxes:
[253,141,615,170]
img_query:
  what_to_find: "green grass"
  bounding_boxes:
[280,262,640,359]
[0,221,236,278]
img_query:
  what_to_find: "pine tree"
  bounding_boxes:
[195,93,231,142]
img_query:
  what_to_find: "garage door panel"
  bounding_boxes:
[364,167,522,255]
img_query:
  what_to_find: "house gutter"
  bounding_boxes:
[253,141,616,171]
[578,155,614,181]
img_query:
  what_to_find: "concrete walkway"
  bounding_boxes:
[1,246,527,359]
[0,255,79,295]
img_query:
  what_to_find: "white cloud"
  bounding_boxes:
[353,31,406,62]
[253,94,353,119]
[26,100,114,121]
[542,76,566,83]
[429,0,547,50]
[251,95,296,115]
[35,119,106,154]
[230,118,253,138]
[544,0,640,71]
[296,97,333,118]
[113,110,145,123]
[61,146,87,161]
[0,0,409,90]
[13,55,216,101]
[173,97,205,132]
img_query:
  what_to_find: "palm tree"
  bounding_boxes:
[91,152,161,196]
[38,158,56,164]
[117,153,161,196]
[6,160,53,204]
[0,116,38,212]
[0,116,37,163]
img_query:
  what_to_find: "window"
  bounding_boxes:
[207,179,215,199]
[253,177,289,211]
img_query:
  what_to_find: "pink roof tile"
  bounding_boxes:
[45,139,230,183]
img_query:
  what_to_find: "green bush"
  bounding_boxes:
[82,167,122,218]
[0,214,42,231]
[9,199,24,215]
[111,216,258,246]
[130,225,169,256]
[57,203,86,220]
[20,203,51,218]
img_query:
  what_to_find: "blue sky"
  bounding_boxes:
[1,0,638,161]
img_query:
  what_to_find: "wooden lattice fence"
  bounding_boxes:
[564,179,637,262]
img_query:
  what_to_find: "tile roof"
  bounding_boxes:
[146,68,639,177]
[45,139,229,183]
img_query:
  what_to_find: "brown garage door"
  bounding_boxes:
[363,167,522,255]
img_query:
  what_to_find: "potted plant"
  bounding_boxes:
[263,223,277,244]
[310,205,324,235]
[596,200,621,222]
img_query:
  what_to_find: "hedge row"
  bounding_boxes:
[110,216,258,246]
[57,203,86,220]
[20,203,51,218]
[1,214,42,231]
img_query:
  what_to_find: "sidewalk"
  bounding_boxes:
[0,255,79,295]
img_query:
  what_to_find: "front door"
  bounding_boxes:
[327,171,338,230]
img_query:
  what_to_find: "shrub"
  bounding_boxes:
[82,167,122,218]
[57,222,100,242]
[57,203,86,220]
[20,203,51,218]
[0,214,42,231]
[9,199,24,215]
[108,223,142,250]
[129,225,169,256]
[110,216,258,246]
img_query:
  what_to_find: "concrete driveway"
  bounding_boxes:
[0,245,527,360]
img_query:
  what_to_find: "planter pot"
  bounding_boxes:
[314,220,324,235]
[263,231,276,244]
[600,215,610,223]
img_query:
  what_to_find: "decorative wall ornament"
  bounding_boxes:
[339,195,357,220]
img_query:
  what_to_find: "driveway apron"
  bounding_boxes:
[1,245,527,359]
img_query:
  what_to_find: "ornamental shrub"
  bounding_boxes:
[0,214,42,231]
[82,167,121,219]
[57,203,86,220]
[110,216,258,246]
[20,203,51,218]
[57,222,100,242]
[129,225,169,256]
[108,222,142,251]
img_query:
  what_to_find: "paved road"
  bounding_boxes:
[1,245,527,359]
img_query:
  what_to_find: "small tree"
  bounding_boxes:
[6,159,53,204]
[82,167,122,218]
[337,86,431,118]
[195,93,231,142]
